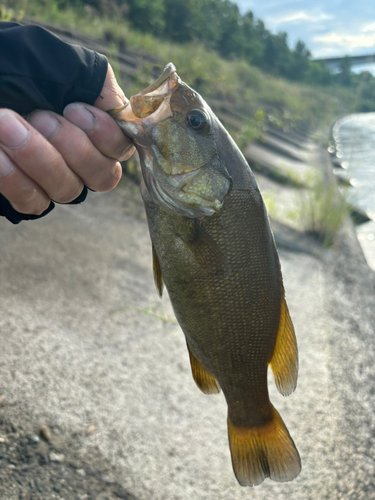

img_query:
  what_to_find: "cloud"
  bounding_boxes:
[362,22,375,33]
[267,10,333,26]
[314,24,375,52]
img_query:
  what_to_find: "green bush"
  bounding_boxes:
[291,172,349,247]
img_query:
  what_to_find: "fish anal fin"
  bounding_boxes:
[152,244,163,297]
[269,295,298,396]
[228,406,301,486]
[187,344,220,395]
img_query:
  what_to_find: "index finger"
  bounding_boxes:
[63,103,135,161]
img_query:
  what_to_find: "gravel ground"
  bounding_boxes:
[0,173,374,500]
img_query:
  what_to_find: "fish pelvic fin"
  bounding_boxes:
[152,244,163,298]
[227,406,301,487]
[269,295,298,396]
[187,344,220,395]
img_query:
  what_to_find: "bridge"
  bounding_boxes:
[314,53,375,72]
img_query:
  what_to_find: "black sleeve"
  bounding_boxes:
[0,22,108,115]
[0,22,108,223]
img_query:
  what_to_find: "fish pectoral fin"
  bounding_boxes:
[227,405,301,486]
[187,344,220,395]
[269,295,298,396]
[152,244,163,297]
[182,220,228,275]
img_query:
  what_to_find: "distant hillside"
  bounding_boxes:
[11,0,375,110]
[3,0,374,141]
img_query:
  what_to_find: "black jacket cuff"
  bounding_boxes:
[0,186,88,224]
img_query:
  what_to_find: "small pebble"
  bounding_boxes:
[0,395,5,406]
[76,468,86,477]
[39,426,51,442]
[114,488,133,499]
[35,478,43,492]
[28,435,40,444]
[18,491,30,500]
[49,452,65,463]
[0,434,8,443]
[85,424,96,436]
[102,474,114,484]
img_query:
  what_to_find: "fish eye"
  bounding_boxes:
[186,109,208,132]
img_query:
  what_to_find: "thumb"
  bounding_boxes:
[94,63,128,111]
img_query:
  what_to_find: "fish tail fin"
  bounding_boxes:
[227,406,301,486]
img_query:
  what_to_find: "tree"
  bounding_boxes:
[216,1,243,58]
[125,0,165,35]
[288,40,311,80]
[241,10,263,64]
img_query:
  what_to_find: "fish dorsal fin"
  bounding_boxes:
[187,344,221,395]
[269,295,298,396]
[152,244,163,297]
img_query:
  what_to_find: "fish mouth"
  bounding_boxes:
[108,63,179,124]
[137,63,177,97]
[131,63,179,119]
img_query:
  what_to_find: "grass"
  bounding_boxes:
[288,171,349,247]
[4,0,358,138]
[261,164,349,247]
[110,303,177,323]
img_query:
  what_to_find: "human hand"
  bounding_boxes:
[0,64,135,216]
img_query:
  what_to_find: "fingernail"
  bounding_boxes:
[119,142,136,161]
[63,104,95,132]
[28,111,60,139]
[0,112,29,149]
[0,150,14,177]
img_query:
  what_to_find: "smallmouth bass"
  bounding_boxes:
[110,63,301,487]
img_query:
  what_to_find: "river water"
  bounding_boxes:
[332,113,375,270]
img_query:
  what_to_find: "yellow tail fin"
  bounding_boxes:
[227,406,301,486]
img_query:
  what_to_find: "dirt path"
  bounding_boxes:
[0,177,374,500]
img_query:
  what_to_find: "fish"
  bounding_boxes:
[110,63,301,487]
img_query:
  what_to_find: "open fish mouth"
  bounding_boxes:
[138,62,177,95]
[131,63,179,119]
[108,63,179,123]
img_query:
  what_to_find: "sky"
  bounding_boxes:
[236,0,375,72]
